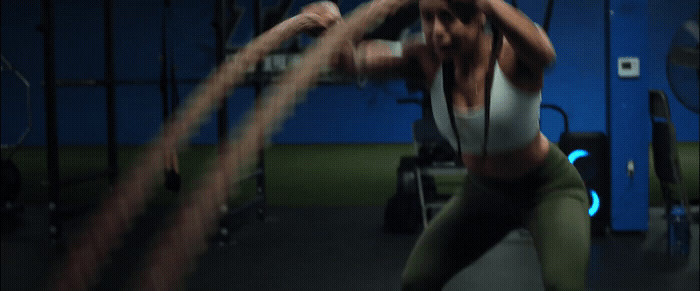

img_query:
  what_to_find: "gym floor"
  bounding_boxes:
[2,204,698,290]
[1,145,698,290]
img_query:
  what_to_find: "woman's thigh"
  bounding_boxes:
[402,180,521,290]
[528,188,591,290]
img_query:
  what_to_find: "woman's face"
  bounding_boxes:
[419,0,484,61]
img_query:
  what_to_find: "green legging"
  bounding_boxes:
[402,142,591,290]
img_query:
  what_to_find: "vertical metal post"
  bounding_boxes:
[40,0,61,242]
[1,1,3,146]
[253,0,266,219]
[105,0,118,186]
[161,1,170,124]
[604,0,611,139]
[0,2,3,146]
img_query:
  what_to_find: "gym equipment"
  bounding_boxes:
[1,159,24,234]
[50,0,407,288]
[1,54,32,233]
[133,2,416,289]
[1,55,33,157]
[387,84,467,232]
[559,131,611,236]
[385,156,436,234]
[542,104,611,236]
[39,0,119,243]
[666,14,699,114]
[160,0,182,193]
[163,168,181,193]
[649,90,692,257]
[212,0,266,247]
[1,55,31,200]
[0,159,21,202]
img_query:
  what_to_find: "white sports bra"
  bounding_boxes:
[429,61,542,155]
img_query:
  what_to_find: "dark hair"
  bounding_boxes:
[449,1,479,24]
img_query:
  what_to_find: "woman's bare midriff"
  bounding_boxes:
[461,132,551,180]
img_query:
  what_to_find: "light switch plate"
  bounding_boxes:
[618,57,640,78]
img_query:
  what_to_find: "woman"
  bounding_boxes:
[303,0,590,289]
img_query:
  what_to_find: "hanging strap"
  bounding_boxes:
[442,61,463,165]
[169,50,180,111]
[482,25,502,157]
[161,0,180,118]
[443,25,502,159]
[442,24,503,164]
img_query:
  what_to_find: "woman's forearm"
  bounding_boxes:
[334,38,408,79]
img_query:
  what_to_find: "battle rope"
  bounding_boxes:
[52,0,413,289]
[137,0,413,289]
[52,13,325,291]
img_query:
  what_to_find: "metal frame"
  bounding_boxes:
[212,0,267,245]
[410,120,467,227]
[38,0,270,244]
[40,0,118,243]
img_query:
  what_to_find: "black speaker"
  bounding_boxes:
[559,132,610,236]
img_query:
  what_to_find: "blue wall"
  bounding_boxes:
[1,0,697,147]
[608,0,651,231]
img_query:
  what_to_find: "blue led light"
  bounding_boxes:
[589,190,600,217]
[568,149,590,164]
[568,149,599,217]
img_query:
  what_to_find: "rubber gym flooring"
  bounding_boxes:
[1,144,699,289]
[2,204,698,290]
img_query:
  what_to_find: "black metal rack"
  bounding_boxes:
[39,0,118,243]
[37,0,269,244]
[212,0,355,245]
[212,0,265,245]
[37,0,356,245]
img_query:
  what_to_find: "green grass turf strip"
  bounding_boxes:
[3,143,697,207]
[1,144,415,207]
[264,144,414,206]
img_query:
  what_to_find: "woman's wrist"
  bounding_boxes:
[353,42,368,87]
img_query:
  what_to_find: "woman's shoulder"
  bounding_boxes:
[496,37,544,92]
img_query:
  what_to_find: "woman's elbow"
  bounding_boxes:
[543,47,556,68]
